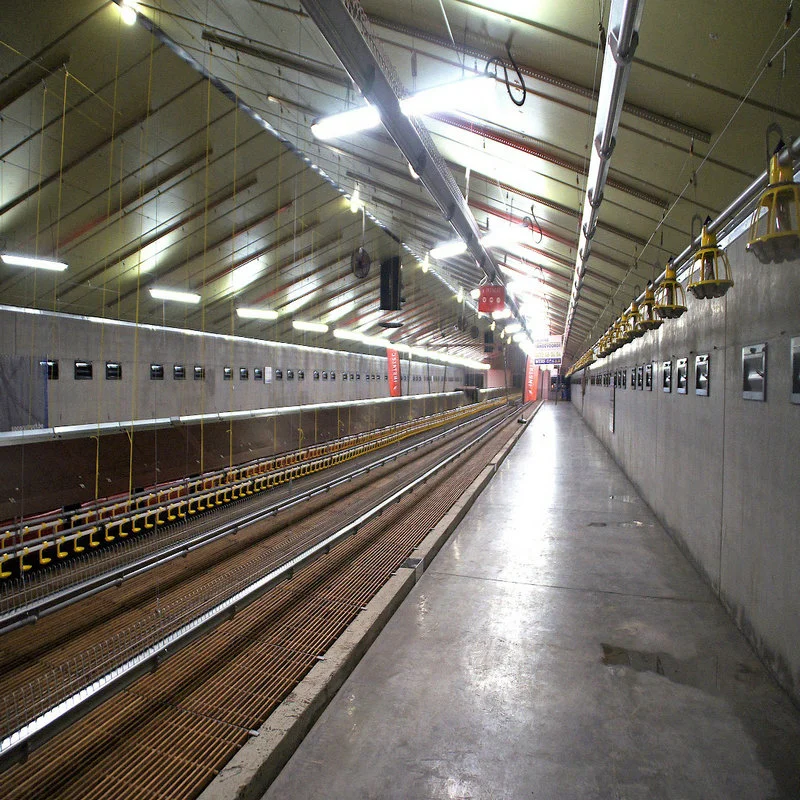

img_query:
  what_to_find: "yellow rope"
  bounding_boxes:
[95,29,122,499]
[200,52,214,474]
[226,56,240,472]
[52,68,69,312]
[128,30,157,497]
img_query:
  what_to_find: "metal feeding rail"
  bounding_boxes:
[0,401,504,633]
[0,403,520,771]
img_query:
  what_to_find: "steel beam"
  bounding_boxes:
[296,0,513,309]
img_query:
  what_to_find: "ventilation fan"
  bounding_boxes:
[351,247,371,278]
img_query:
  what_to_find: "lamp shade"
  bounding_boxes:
[688,222,734,299]
[746,152,800,264]
[654,259,687,320]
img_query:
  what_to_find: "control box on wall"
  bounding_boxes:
[742,344,766,401]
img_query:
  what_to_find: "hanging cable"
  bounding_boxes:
[522,203,543,244]
[485,43,526,107]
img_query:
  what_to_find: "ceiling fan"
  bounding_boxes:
[351,246,371,278]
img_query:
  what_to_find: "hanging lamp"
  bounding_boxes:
[617,310,635,346]
[628,296,646,338]
[747,125,800,264]
[654,258,687,319]
[609,318,626,351]
[688,216,734,299]
[638,282,663,330]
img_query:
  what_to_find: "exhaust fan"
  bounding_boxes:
[351,247,371,278]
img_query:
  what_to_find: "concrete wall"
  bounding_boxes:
[0,306,464,428]
[572,226,800,705]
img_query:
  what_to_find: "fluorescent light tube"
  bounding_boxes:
[149,288,201,304]
[311,75,491,141]
[333,328,364,341]
[311,105,380,140]
[237,307,278,320]
[119,1,138,25]
[431,240,467,260]
[349,186,362,214]
[401,75,492,117]
[2,254,68,271]
[293,320,328,333]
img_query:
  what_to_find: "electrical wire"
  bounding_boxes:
[484,43,527,107]
[574,16,800,357]
[635,19,800,271]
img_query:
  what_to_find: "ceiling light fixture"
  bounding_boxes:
[431,240,467,260]
[1,254,68,271]
[149,288,201,304]
[433,225,527,262]
[293,320,328,333]
[350,184,362,214]
[236,307,279,320]
[310,74,491,141]
[333,328,364,341]
[118,0,139,25]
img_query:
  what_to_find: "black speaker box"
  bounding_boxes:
[380,256,402,311]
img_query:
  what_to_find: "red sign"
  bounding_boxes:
[478,285,505,313]
[523,357,539,403]
[387,348,402,397]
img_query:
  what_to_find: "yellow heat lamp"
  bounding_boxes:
[597,331,610,358]
[746,137,800,264]
[688,217,734,299]
[608,319,624,352]
[617,311,635,346]
[654,258,687,319]
[638,281,663,331]
[628,297,646,338]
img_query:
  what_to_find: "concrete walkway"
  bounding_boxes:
[263,403,800,800]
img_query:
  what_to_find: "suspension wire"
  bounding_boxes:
[16,82,50,530]
[227,55,241,473]
[200,49,214,475]
[636,19,800,268]
[577,14,799,354]
[128,28,157,498]
[52,67,69,313]
[95,23,124,500]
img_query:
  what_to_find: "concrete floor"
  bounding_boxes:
[263,403,800,800]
